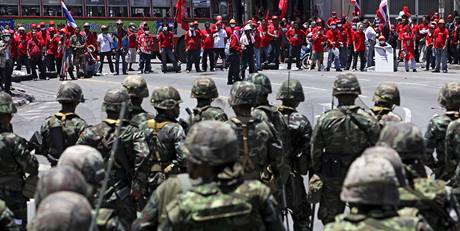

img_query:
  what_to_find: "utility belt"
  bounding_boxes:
[320,153,354,179]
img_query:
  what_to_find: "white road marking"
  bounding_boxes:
[403,107,412,122]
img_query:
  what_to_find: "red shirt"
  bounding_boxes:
[17,35,29,56]
[434,27,449,48]
[85,30,97,48]
[286,27,305,47]
[345,23,354,45]
[138,34,155,53]
[426,31,435,46]
[258,26,270,47]
[47,36,59,55]
[55,37,64,59]
[254,31,262,48]
[201,29,214,50]
[230,33,241,53]
[27,38,42,57]
[353,31,366,52]
[268,23,283,42]
[338,28,348,46]
[128,30,137,48]
[326,29,340,48]
[312,31,326,52]
[158,31,174,49]
[402,32,415,60]
[226,27,234,38]
[185,30,202,51]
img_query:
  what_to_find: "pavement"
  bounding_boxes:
[12,63,458,229]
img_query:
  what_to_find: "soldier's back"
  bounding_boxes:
[324,213,430,231]
[425,112,460,164]
[253,104,288,138]
[130,109,154,128]
[192,106,228,124]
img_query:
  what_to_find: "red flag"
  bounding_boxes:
[278,0,288,18]
[176,0,188,29]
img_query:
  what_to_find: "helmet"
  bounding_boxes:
[377,122,425,160]
[122,75,149,98]
[191,77,218,99]
[58,145,105,187]
[333,73,361,96]
[438,82,460,109]
[341,155,399,206]
[150,86,182,110]
[276,79,305,102]
[228,81,257,106]
[34,166,89,207]
[372,82,400,106]
[0,92,16,114]
[102,88,130,112]
[32,191,92,231]
[182,121,239,166]
[56,82,84,103]
[246,73,272,95]
[362,146,408,187]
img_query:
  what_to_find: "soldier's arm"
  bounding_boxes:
[0,202,20,231]
[310,117,325,173]
[265,122,284,179]
[299,115,313,167]
[170,124,187,168]
[131,128,151,197]
[132,193,161,231]
[15,137,39,176]
[445,122,460,173]
[424,119,439,167]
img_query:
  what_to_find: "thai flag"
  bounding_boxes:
[61,1,77,28]
[351,0,361,15]
[377,0,390,25]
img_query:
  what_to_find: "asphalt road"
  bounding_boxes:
[13,64,457,229]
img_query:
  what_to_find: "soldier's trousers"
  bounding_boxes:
[318,179,345,225]
[286,173,311,231]
[0,189,27,228]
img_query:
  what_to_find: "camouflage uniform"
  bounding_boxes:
[0,92,39,227]
[370,82,403,127]
[77,88,150,225]
[425,82,460,180]
[70,30,87,73]
[160,120,284,231]
[34,82,87,166]
[138,86,186,194]
[122,75,154,127]
[311,74,380,224]
[190,76,227,124]
[324,150,432,231]
[30,192,93,231]
[378,122,458,231]
[446,119,460,182]
[0,199,20,231]
[277,79,312,231]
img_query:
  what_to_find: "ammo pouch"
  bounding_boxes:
[23,175,39,199]
[321,154,352,180]
[293,153,309,175]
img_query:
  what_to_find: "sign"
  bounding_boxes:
[374,45,394,72]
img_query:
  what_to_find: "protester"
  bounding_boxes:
[127,23,138,71]
[97,25,114,74]
[27,31,47,80]
[212,20,227,70]
[227,27,241,84]
[201,22,215,72]
[70,27,87,77]
[158,26,179,73]
[433,19,449,73]
[401,25,417,72]
[185,21,202,73]
[352,23,367,71]
[240,24,256,79]
[112,20,129,75]
[138,25,154,74]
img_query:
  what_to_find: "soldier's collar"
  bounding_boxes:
[278,105,297,113]
[191,182,220,196]
[55,112,76,121]
[103,119,120,126]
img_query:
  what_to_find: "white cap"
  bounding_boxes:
[244,24,252,31]
[18,27,25,31]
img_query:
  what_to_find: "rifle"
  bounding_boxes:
[89,101,128,231]
[280,70,291,231]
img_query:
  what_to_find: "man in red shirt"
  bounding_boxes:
[158,26,179,73]
[185,21,202,73]
[325,21,342,71]
[433,19,449,73]
[137,24,154,74]
[337,20,348,70]
[267,16,282,68]
[258,20,270,68]
[201,22,215,72]
[227,27,241,84]
[352,24,366,71]
[15,27,31,74]
[127,23,138,71]
[311,26,326,71]
[45,27,57,72]
[286,22,305,70]
[27,31,46,80]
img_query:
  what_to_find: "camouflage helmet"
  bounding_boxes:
[0,92,16,114]
[58,145,105,187]
[121,75,149,98]
[102,88,130,112]
[31,191,92,231]
[377,122,425,160]
[276,79,305,102]
[191,76,218,99]
[438,82,460,109]
[182,120,239,166]
[340,155,399,206]
[333,73,361,96]
[56,82,85,103]
[228,81,257,106]
[246,73,272,95]
[372,82,400,106]
[34,166,89,207]
[150,86,182,110]
[362,146,408,187]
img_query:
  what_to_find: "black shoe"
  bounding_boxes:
[443,70,448,73]
[123,72,128,75]
[413,69,417,72]
[114,73,119,76]
[432,70,440,73]
[128,68,135,71]
[227,82,233,85]
[336,69,342,72]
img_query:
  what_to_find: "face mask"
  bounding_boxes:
[338,24,342,28]
[145,31,149,34]
[230,24,235,28]
[163,27,167,31]
[4,36,10,42]
[190,27,195,31]
[331,26,336,29]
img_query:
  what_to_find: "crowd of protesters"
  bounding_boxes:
[0,8,458,93]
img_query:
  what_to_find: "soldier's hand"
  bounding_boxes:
[164,164,175,174]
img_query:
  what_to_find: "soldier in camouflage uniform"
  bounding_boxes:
[0,92,39,228]
[77,88,150,225]
[276,79,312,231]
[30,192,93,231]
[32,82,87,166]
[378,122,458,230]
[311,73,380,224]
[139,86,186,194]
[190,76,227,124]
[122,75,154,127]
[70,26,87,77]
[324,150,433,231]
[159,120,284,230]
[370,82,403,126]
[0,199,20,231]
[425,82,460,180]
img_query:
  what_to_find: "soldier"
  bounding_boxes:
[425,82,460,180]
[139,86,186,194]
[0,92,39,228]
[225,81,284,190]
[276,79,312,231]
[378,122,458,230]
[70,26,87,78]
[77,88,150,226]
[159,120,284,230]
[324,152,432,231]
[446,119,460,184]
[121,75,154,127]
[29,192,93,231]
[0,199,19,231]
[190,76,227,125]
[370,82,403,126]
[32,82,87,166]
[311,73,380,224]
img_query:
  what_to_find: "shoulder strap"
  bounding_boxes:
[231,118,255,170]
[177,173,192,193]
[337,107,373,145]
[363,218,400,231]
[147,119,171,132]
